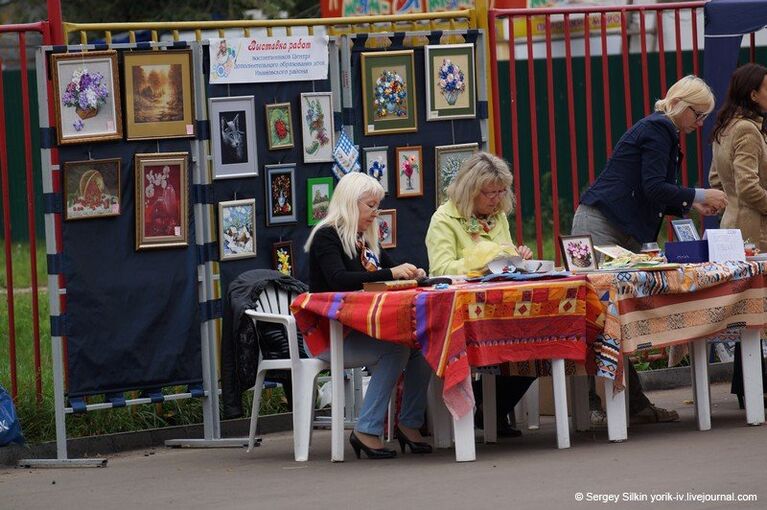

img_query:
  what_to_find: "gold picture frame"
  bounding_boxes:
[134,152,189,250]
[123,50,195,140]
[50,50,123,145]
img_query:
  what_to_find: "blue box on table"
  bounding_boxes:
[664,240,708,263]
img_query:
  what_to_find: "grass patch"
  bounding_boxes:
[0,240,48,289]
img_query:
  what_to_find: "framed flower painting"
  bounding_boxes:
[50,50,123,145]
[377,209,397,249]
[435,143,478,205]
[360,50,417,135]
[363,146,389,194]
[123,49,195,140]
[559,234,597,273]
[209,96,258,179]
[300,92,334,163]
[395,146,423,198]
[272,241,294,276]
[424,44,476,121]
[218,198,257,261]
[63,158,121,220]
[265,102,294,150]
[134,152,188,250]
[265,164,297,226]
[307,176,333,226]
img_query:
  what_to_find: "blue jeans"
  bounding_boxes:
[316,331,431,436]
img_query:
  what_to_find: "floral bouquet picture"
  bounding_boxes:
[363,146,389,194]
[51,50,122,144]
[265,164,297,226]
[218,198,256,261]
[425,44,476,121]
[559,235,597,272]
[272,241,294,276]
[361,50,417,135]
[395,146,423,198]
[300,92,334,163]
[265,102,294,150]
[377,209,397,249]
[134,152,188,250]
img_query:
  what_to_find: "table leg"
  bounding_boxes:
[482,374,497,443]
[330,320,345,462]
[452,375,477,462]
[552,359,570,449]
[740,329,766,426]
[690,340,711,431]
[605,372,627,442]
[525,378,540,430]
[570,375,591,432]
[427,375,453,449]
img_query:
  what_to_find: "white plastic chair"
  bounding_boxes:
[245,282,328,461]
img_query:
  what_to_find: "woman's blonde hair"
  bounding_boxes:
[654,75,715,119]
[304,172,385,259]
[446,151,515,219]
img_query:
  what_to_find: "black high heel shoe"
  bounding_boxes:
[349,431,397,459]
[395,426,433,454]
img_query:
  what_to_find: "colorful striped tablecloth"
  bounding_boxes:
[291,275,604,419]
[586,261,767,390]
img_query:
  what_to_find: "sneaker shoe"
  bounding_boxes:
[590,409,607,429]
[630,404,679,424]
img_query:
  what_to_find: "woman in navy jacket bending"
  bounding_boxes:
[572,75,727,426]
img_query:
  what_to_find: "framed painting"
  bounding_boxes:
[134,152,188,250]
[209,96,257,179]
[272,241,294,276]
[672,218,700,241]
[307,176,334,226]
[360,50,417,135]
[265,164,297,226]
[218,198,256,261]
[123,49,195,140]
[300,92,334,163]
[435,143,478,205]
[363,146,389,194]
[63,158,121,220]
[265,102,294,150]
[559,234,598,273]
[378,209,397,249]
[50,50,123,145]
[395,146,423,198]
[424,44,477,121]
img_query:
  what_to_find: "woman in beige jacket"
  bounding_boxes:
[709,63,767,251]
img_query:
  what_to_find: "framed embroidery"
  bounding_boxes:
[424,43,476,121]
[360,50,417,135]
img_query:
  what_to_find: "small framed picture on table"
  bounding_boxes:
[559,234,598,272]
[671,218,700,241]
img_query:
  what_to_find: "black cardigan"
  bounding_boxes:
[309,226,395,292]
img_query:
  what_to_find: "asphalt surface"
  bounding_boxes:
[2,382,765,510]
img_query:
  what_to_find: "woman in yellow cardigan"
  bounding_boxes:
[425,151,534,436]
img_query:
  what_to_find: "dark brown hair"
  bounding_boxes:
[711,63,767,143]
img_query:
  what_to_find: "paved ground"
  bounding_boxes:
[1,382,765,510]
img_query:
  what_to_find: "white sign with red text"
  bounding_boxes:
[209,36,329,84]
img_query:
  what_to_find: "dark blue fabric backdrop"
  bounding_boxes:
[60,137,202,397]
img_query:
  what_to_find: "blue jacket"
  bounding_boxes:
[580,111,696,243]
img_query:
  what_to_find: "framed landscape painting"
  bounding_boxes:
[134,152,188,250]
[123,49,195,140]
[424,44,476,121]
[50,50,123,145]
[307,176,333,226]
[360,50,417,135]
[265,164,297,226]
[209,96,257,179]
[300,92,334,163]
[377,209,397,249]
[435,143,478,205]
[363,146,389,194]
[395,146,423,198]
[272,241,294,276]
[63,158,121,220]
[218,198,257,261]
[265,102,294,150]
